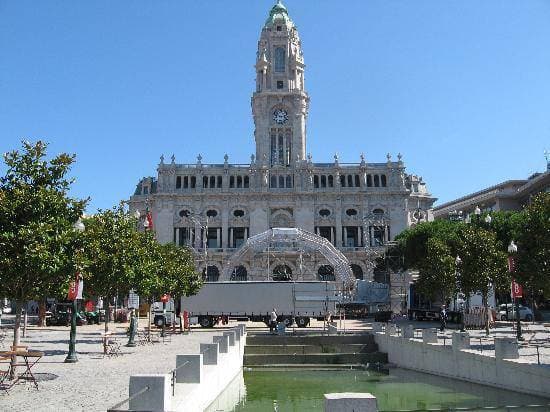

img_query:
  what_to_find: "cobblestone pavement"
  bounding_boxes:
[0,321,220,412]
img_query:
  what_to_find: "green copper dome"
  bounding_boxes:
[264,1,293,28]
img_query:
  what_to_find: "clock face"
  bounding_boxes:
[273,109,288,124]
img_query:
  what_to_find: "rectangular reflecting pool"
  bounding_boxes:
[206,368,549,412]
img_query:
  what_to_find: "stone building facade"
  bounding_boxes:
[128,2,436,284]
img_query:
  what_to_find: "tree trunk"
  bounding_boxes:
[484,292,490,336]
[103,296,110,355]
[38,298,47,327]
[10,300,23,379]
[147,298,152,342]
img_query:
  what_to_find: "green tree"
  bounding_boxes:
[516,193,550,295]
[81,204,142,352]
[157,242,201,299]
[134,240,201,336]
[456,225,508,335]
[395,219,459,269]
[0,141,87,370]
[416,237,457,304]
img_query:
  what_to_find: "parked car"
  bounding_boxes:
[498,304,533,321]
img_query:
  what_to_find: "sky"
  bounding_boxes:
[1,0,549,213]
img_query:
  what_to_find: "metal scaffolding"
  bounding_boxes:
[221,227,354,286]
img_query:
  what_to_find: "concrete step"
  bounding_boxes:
[245,364,371,370]
[244,352,387,366]
[246,334,375,346]
[244,343,379,355]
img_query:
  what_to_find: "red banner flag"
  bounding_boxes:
[511,279,523,299]
[145,211,154,230]
[67,273,81,301]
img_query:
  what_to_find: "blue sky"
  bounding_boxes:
[1,0,548,212]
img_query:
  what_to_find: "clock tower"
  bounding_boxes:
[252,1,309,167]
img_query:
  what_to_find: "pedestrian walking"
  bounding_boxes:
[440,305,447,331]
[270,308,278,334]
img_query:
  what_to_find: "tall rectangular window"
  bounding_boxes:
[275,47,285,72]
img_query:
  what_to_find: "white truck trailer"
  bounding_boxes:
[181,281,339,328]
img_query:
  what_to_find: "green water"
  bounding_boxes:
[221,368,548,412]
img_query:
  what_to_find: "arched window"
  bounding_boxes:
[237,176,243,188]
[321,175,327,188]
[367,175,372,187]
[203,176,208,188]
[244,176,250,188]
[317,265,335,282]
[179,209,190,218]
[202,266,219,282]
[275,47,285,72]
[273,265,292,281]
[373,208,384,217]
[351,264,364,280]
[328,175,334,187]
[209,176,215,188]
[381,174,387,187]
[347,175,353,187]
[346,208,358,216]
[314,175,319,188]
[374,175,380,187]
[233,209,245,218]
[206,209,218,218]
[231,266,247,281]
[354,175,360,187]
[271,175,277,188]
[279,175,285,188]
[286,175,292,188]
[319,209,331,217]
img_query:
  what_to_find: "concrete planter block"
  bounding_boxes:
[372,322,383,332]
[422,329,438,344]
[200,343,219,365]
[223,331,236,346]
[175,354,203,384]
[324,392,378,412]
[129,374,171,412]
[452,332,470,352]
[385,323,396,336]
[213,335,229,353]
[495,337,519,360]
[402,325,414,339]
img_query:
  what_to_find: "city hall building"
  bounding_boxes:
[128,2,435,288]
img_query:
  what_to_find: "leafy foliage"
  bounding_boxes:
[416,237,457,302]
[515,193,550,294]
[0,140,87,348]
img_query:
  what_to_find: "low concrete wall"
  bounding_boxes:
[324,393,378,412]
[373,328,550,399]
[128,324,247,412]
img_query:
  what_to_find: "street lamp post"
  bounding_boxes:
[508,240,523,341]
[455,255,465,332]
[65,218,85,363]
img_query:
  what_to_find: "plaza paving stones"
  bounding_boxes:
[0,322,219,412]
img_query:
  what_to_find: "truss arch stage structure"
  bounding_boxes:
[221,227,354,286]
